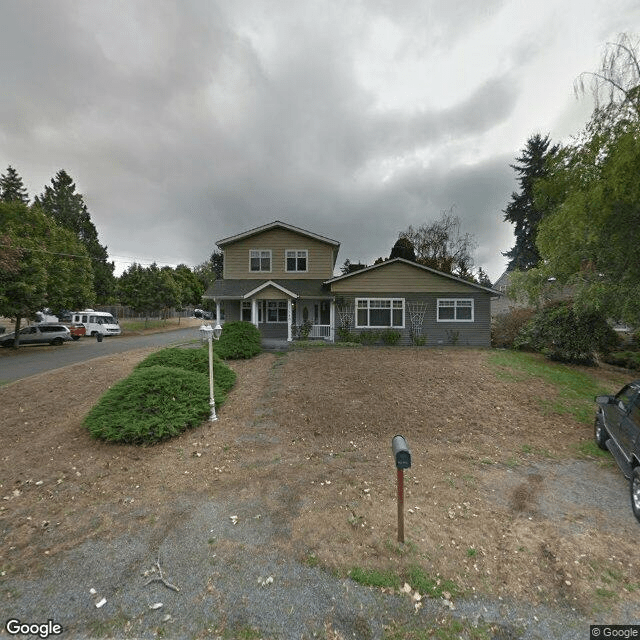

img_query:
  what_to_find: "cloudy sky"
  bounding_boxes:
[2,0,639,282]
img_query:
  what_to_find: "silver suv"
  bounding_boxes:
[1,324,72,347]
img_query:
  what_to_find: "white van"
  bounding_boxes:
[72,309,121,337]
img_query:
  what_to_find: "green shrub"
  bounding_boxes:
[380,329,401,345]
[337,326,360,342]
[491,308,535,349]
[84,365,226,444]
[514,302,618,365]
[603,351,640,370]
[295,320,313,340]
[136,347,236,391]
[358,330,380,345]
[412,335,426,346]
[215,321,262,359]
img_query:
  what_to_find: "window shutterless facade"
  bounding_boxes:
[356,298,404,328]
[249,250,272,272]
[437,298,474,322]
[285,249,308,272]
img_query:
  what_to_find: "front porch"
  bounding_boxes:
[207,279,336,343]
[214,296,334,342]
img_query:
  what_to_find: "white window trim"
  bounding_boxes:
[437,298,474,322]
[285,249,309,273]
[249,249,272,273]
[355,297,405,329]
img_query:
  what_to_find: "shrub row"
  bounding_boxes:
[602,351,640,371]
[493,302,619,366]
[337,328,402,345]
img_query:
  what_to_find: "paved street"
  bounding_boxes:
[0,327,200,385]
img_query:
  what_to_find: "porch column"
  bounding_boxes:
[251,299,258,327]
[287,298,293,342]
[215,302,221,324]
[329,299,335,342]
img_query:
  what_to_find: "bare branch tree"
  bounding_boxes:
[401,207,476,277]
[574,33,640,119]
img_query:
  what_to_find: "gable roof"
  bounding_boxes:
[242,280,299,299]
[216,220,340,248]
[325,258,501,295]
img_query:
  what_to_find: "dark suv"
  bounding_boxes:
[595,380,640,522]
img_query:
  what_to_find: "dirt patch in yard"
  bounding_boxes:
[1,346,639,637]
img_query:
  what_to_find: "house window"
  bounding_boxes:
[286,250,308,272]
[250,250,271,272]
[267,301,288,322]
[437,298,474,322]
[242,301,252,322]
[356,298,404,328]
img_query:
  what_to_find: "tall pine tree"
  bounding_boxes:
[502,134,559,271]
[0,165,29,204]
[35,170,115,303]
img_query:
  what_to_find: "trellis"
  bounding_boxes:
[407,301,428,341]
[335,304,354,330]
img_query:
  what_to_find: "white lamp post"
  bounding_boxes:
[200,323,223,421]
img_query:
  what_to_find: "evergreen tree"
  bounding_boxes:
[340,259,367,275]
[475,267,492,288]
[210,250,224,279]
[389,236,416,261]
[0,165,29,204]
[36,170,115,302]
[502,134,559,271]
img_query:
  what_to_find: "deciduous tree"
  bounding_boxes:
[401,209,476,278]
[512,34,640,325]
[0,201,93,345]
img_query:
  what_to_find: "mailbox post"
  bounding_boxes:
[391,435,411,543]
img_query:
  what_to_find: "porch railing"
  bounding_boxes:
[309,324,331,339]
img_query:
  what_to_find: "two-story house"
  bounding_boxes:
[204,220,499,346]
[206,221,340,342]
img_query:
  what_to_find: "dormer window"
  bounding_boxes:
[250,250,271,272]
[286,250,308,272]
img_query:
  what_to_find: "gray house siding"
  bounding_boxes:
[334,291,491,347]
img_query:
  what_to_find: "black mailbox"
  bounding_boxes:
[392,435,411,469]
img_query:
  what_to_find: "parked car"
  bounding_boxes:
[0,324,72,347]
[595,380,640,522]
[194,308,213,320]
